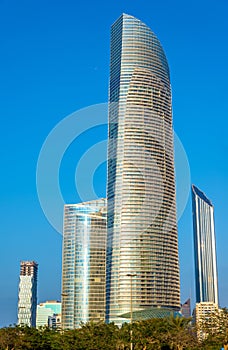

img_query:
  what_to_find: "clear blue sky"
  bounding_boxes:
[0,0,227,327]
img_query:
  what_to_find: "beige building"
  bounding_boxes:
[194,302,219,340]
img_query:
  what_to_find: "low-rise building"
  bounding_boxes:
[194,302,219,340]
[36,300,61,328]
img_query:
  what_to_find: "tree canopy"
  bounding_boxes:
[0,314,227,350]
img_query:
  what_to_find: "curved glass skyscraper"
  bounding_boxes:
[192,185,219,305]
[106,14,180,323]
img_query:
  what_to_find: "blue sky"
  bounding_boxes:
[0,0,227,327]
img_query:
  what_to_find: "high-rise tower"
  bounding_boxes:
[106,14,180,323]
[18,261,38,327]
[61,198,107,329]
[192,185,219,304]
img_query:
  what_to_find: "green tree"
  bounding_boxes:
[163,316,198,350]
[120,317,199,350]
[132,318,166,349]
[0,325,23,350]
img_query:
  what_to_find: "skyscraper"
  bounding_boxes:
[181,298,191,318]
[192,185,219,304]
[61,198,107,329]
[18,261,38,327]
[106,14,180,324]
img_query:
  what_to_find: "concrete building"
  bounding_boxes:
[36,300,61,328]
[48,313,61,330]
[18,261,38,327]
[194,302,219,340]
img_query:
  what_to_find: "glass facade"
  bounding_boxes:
[18,261,38,327]
[61,198,107,329]
[106,14,180,324]
[192,185,219,305]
